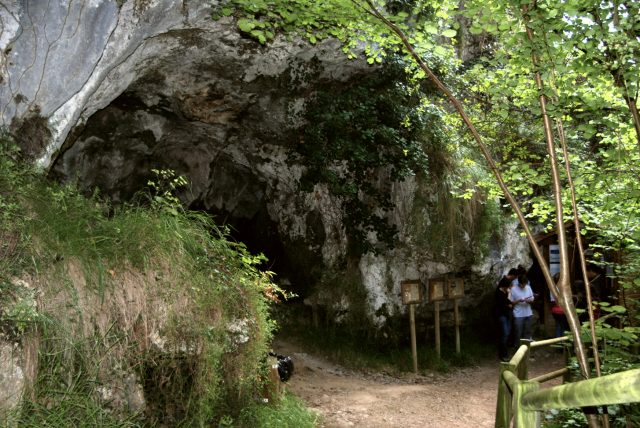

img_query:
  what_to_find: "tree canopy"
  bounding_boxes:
[215,0,639,279]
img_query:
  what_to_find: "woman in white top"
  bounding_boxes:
[510,274,534,343]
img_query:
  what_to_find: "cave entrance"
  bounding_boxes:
[48,84,324,301]
[196,201,313,298]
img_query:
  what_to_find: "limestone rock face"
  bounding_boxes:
[0,341,24,422]
[0,1,530,334]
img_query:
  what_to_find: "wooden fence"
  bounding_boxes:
[495,337,640,427]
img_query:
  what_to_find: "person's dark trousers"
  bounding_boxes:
[498,315,511,360]
[553,313,570,338]
[513,315,533,343]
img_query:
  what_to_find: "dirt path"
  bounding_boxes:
[274,340,564,427]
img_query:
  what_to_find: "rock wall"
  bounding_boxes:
[0,1,531,335]
[0,342,24,422]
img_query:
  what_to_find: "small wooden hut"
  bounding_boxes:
[531,224,619,336]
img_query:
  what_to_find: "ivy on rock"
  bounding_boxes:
[294,60,446,255]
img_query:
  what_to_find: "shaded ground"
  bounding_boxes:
[274,339,564,427]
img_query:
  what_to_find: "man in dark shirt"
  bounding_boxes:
[494,272,515,361]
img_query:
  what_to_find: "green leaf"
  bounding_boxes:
[609,305,627,314]
[434,45,448,56]
[250,29,267,43]
[498,20,511,31]
[442,29,457,38]
[424,24,438,34]
[237,18,256,33]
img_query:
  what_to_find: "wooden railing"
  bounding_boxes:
[495,337,640,427]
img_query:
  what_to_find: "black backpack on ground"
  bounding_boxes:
[269,352,294,382]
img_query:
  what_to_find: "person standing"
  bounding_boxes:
[511,274,535,343]
[494,276,514,361]
[550,295,570,337]
[550,273,570,337]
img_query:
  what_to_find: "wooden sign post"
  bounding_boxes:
[429,277,465,357]
[401,280,423,373]
[435,301,441,357]
[447,278,465,355]
[454,299,460,354]
[409,304,418,373]
[428,278,447,358]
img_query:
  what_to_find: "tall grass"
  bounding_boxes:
[237,393,320,427]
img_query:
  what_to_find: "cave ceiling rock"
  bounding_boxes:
[0,0,364,168]
[0,0,366,270]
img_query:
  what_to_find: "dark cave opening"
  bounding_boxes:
[189,201,318,300]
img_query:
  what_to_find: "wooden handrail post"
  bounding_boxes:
[530,367,570,384]
[518,339,533,380]
[563,342,571,384]
[521,368,640,411]
[514,380,540,427]
[530,336,569,348]
[495,362,516,428]
[495,336,640,427]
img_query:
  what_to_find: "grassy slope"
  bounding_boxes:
[0,139,316,427]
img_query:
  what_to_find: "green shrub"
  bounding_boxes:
[545,305,640,427]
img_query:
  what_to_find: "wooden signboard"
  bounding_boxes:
[428,278,447,302]
[447,277,465,299]
[401,280,423,305]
